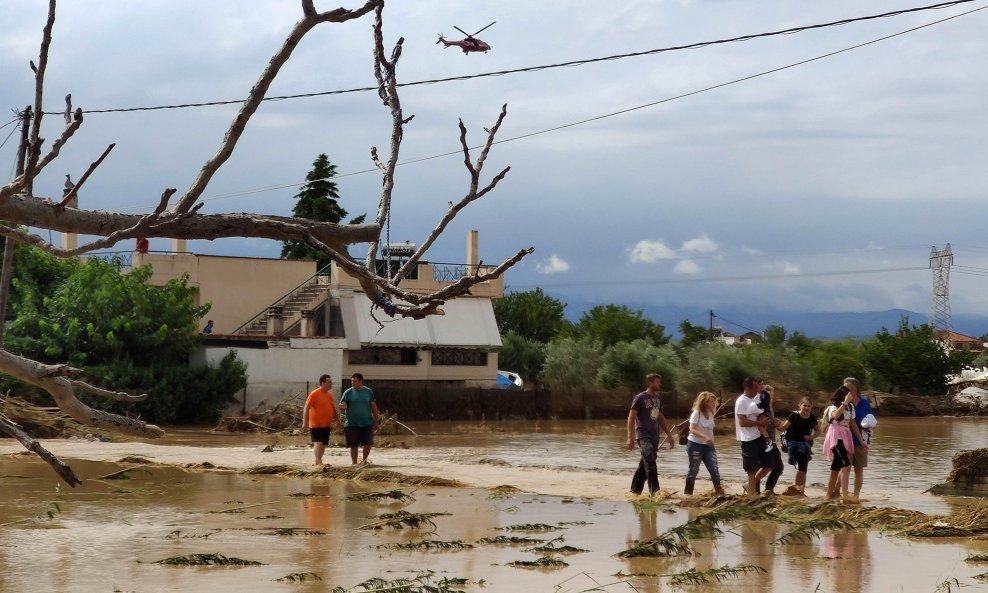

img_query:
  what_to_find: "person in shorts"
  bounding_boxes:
[735,377,772,499]
[339,373,380,466]
[302,374,337,468]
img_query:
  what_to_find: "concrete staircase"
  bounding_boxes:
[236,276,330,336]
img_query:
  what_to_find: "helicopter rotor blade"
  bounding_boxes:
[453,26,470,37]
[472,21,496,36]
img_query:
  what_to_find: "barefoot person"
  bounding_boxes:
[760,385,785,495]
[626,373,676,496]
[822,386,868,501]
[684,391,724,496]
[340,373,380,466]
[775,396,819,495]
[736,377,772,499]
[845,377,875,500]
[302,374,337,468]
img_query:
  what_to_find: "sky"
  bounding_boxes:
[2,0,987,323]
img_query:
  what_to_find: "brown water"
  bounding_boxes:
[2,418,988,592]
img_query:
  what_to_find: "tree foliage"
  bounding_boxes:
[493,288,568,343]
[541,337,603,392]
[596,340,678,390]
[805,341,867,390]
[861,318,972,395]
[5,255,245,423]
[574,305,668,348]
[280,154,364,268]
[678,320,716,348]
[497,330,545,386]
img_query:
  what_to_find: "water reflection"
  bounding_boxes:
[821,529,872,593]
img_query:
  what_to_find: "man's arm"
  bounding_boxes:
[738,415,768,428]
[626,410,637,450]
[371,401,381,431]
[301,403,309,432]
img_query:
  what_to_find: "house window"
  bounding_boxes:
[348,347,417,365]
[432,349,488,366]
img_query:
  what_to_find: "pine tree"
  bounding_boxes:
[280,154,363,267]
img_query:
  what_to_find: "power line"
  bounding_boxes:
[41,0,982,115]
[116,4,987,214]
[712,313,762,336]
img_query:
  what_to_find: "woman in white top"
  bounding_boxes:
[684,391,724,496]
[822,386,868,501]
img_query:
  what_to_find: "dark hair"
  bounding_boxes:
[743,377,763,389]
[831,385,849,406]
[319,374,331,384]
[351,372,364,381]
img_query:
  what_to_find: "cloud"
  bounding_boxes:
[674,259,702,274]
[630,240,676,263]
[680,233,718,254]
[781,261,801,274]
[537,254,571,275]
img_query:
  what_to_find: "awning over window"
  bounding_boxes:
[345,293,502,349]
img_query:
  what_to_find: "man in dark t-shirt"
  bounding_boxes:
[626,373,675,496]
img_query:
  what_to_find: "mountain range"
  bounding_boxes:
[558,298,988,341]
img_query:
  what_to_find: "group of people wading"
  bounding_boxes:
[626,373,876,500]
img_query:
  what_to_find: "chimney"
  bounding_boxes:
[466,230,479,275]
[172,238,187,253]
[60,195,78,251]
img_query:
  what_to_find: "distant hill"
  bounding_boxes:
[553,297,988,340]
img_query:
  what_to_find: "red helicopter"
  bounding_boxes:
[437,22,496,54]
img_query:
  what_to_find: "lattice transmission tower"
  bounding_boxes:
[929,244,953,332]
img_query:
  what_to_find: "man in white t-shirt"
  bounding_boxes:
[735,377,772,499]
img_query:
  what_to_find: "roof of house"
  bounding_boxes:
[345,293,502,349]
[934,330,981,343]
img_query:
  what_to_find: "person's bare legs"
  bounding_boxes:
[794,470,806,493]
[313,442,325,467]
[747,467,770,499]
[840,467,851,500]
[361,445,372,464]
[826,470,840,500]
[349,447,359,465]
[853,465,864,498]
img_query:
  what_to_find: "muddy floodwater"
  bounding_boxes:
[2,417,988,592]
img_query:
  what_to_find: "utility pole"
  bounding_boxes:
[709,309,715,340]
[929,244,953,333]
[0,106,31,347]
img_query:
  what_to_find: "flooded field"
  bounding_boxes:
[2,417,988,592]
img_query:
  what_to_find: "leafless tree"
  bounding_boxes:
[0,0,532,486]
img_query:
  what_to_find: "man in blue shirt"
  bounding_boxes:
[340,373,380,466]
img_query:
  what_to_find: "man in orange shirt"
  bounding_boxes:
[302,374,337,468]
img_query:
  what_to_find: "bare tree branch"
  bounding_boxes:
[69,381,147,403]
[0,414,81,487]
[171,0,383,214]
[365,4,406,269]
[393,105,510,282]
[0,350,163,439]
[59,142,116,206]
[23,0,57,185]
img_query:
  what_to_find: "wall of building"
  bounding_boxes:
[343,350,499,385]
[137,252,317,334]
[195,337,346,414]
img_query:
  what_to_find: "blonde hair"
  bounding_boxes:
[692,391,717,415]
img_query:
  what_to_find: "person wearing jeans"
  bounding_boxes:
[626,373,675,496]
[684,391,724,495]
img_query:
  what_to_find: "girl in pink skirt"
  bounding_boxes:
[822,386,867,501]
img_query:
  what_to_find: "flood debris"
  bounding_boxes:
[776,518,854,545]
[96,466,151,480]
[497,523,561,532]
[967,553,988,563]
[243,464,463,487]
[154,553,263,566]
[214,393,304,433]
[347,489,416,503]
[930,448,988,496]
[668,564,767,586]
[330,571,468,593]
[506,556,568,569]
[527,536,588,554]
[358,510,451,531]
[269,527,325,536]
[0,395,105,439]
[476,535,546,545]
[375,539,474,551]
[275,572,322,583]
